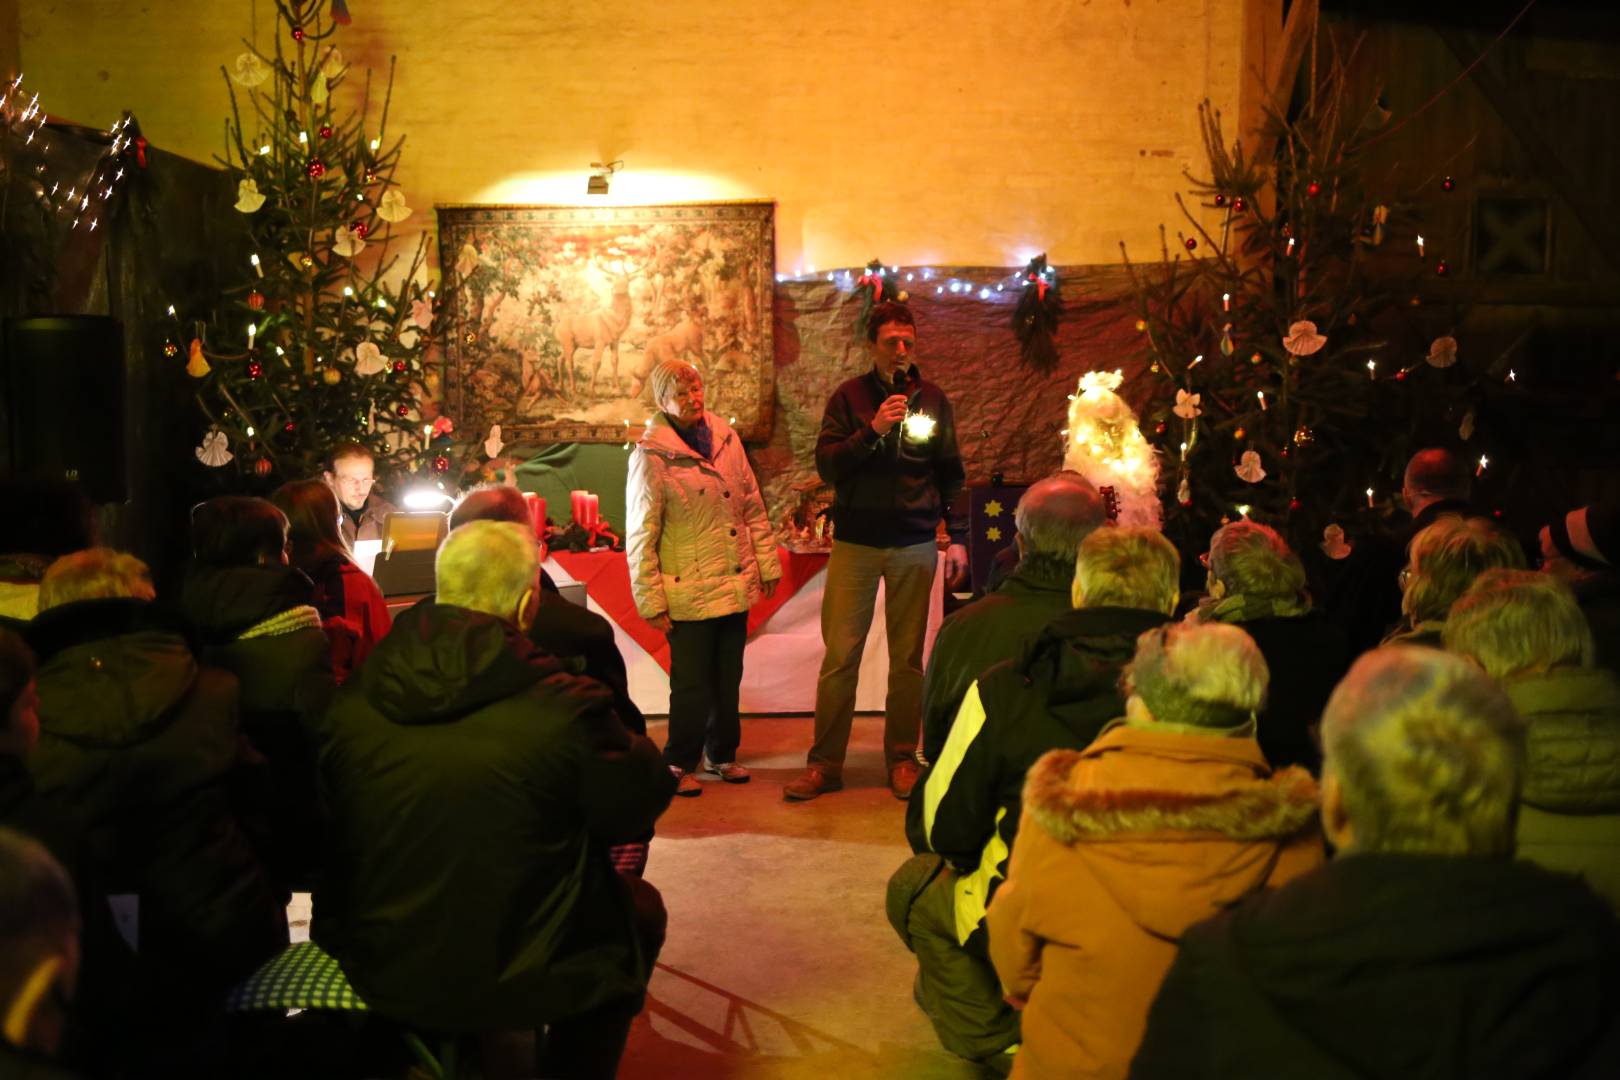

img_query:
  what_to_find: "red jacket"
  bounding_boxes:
[306,555,392,683]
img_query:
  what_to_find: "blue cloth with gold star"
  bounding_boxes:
[968,485,1028,593]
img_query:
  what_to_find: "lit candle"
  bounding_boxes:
[1416,235,1426,257]
[1256,390,1267,411]
[250,253,262,278]
[1476,454,1489,477]
[246,322,256,349]
[1367,487,1375,508]
[1367,358,1377,377]
[1188,354,1204,369]
[422,424,432,450]
[1222,292,1231,312]
[1286,238,1296,256]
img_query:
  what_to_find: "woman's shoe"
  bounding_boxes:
[669,765,702,797]
[703,760,751,783]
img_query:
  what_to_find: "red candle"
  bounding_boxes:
[584,493,600,529]
[570,489,587,526]
[523,493,546,537]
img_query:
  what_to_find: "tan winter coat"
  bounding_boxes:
[626,412,781,623]
[986,722,1323,1079]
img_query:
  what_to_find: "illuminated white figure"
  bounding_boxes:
[1061,370,1161,528]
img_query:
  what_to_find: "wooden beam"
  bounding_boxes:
[1248,0,1320,168]
[1436,27,1620,277]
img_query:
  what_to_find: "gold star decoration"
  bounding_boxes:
[986,526,1002,542]
[985,500,1003,518]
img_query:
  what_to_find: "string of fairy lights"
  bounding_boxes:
[773,262,1054,302]
[2,72,143,233]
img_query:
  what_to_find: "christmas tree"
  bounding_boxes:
[189,0,447,484]
[1124,43,1499,548]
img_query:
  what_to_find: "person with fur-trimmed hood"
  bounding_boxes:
[892,526,1177,1068]
[986,621,1322,1079]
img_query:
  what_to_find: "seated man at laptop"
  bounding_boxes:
[322,442,397,547]
[312,520,675,1078]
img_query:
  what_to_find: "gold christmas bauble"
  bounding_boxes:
[323,367,342,385]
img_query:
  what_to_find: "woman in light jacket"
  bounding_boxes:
[626,360,781,796]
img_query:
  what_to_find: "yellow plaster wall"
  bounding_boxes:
[20,0,1248,270]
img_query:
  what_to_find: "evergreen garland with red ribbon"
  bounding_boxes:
[1013,252,1062,372]
[852,258,903,339]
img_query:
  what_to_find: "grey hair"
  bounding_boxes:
[1321,647,1525,856]
[0,826,79,1004]
[1073,526,1180,614]
[38,548,156,611]
[1014,473,1108,574]
[1124,622,1269,729]
[1208,519,1306,599]
[1442,568,1594,680]
[435,520,539,621]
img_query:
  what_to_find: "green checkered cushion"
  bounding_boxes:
[226,940,370,1012]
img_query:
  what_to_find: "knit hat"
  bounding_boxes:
[648,360,700,409]
[1545,503,1617,571]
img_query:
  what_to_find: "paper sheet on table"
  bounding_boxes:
[352,539,383,578]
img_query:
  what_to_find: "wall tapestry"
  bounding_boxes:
[438,201,776,443]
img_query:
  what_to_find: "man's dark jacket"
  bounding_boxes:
[311,599,676,1031]
[907,606,1172,901]
[920,558,1076,764]
[816,365,966,548]
[178,563,337,888]
[1225,612,1350,774]
[24,598,288,988]
[1130,854,1620,1079]
[529,588,646,735]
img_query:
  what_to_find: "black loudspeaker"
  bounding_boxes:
[2,316,127,503]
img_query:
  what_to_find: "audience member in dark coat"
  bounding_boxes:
[1190,520,1350,773]
[313,522,675,1079]
[273,479,393,683]
[0,630,134,1076]
[1316,448,1476,654]
[181,497,338,890]
[25,551,287,1072]
[920,474,1106,764]
[1539,501,1620,674]
[451,484,646,734]
[892,527,1177,1067]
[1131,647,1620,1079]
[1385,514,1526,647]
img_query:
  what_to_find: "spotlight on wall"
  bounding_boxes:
[587,160,623,195]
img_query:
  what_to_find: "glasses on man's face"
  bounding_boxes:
[335,474,375,490]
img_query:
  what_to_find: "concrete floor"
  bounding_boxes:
[617,714,981,1080]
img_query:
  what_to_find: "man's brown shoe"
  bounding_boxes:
[889,759,922,801]
[783,766,843,802]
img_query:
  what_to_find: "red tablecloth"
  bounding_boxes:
[549,547,829,674]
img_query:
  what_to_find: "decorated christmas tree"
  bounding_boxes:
[189,0,447,484]
[1124,44,1503,546]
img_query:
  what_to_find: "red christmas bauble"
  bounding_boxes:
[1154,421,1167,435]
[1289,498,1302,512]
[1306,181,1322,198]
[1213,193,1227,207]
[247,290,265,311]
[1436,259,1450,277]
[1184,237,1198,251]
[1442,176,1455,192]
[1232,196,1246,212]
[246,360,264,379]
[392,360,407,373]
[283,421,296,433]
[306,158,326,179]
[291,25,305,41]
[432,455,450,474]
[351,220,368,238]
[253,457,273,477]
[319,125,333,140]
[1395,370,1408,382]
[396,404,410,417]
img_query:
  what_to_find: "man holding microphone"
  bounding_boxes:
[786,301,967,802]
